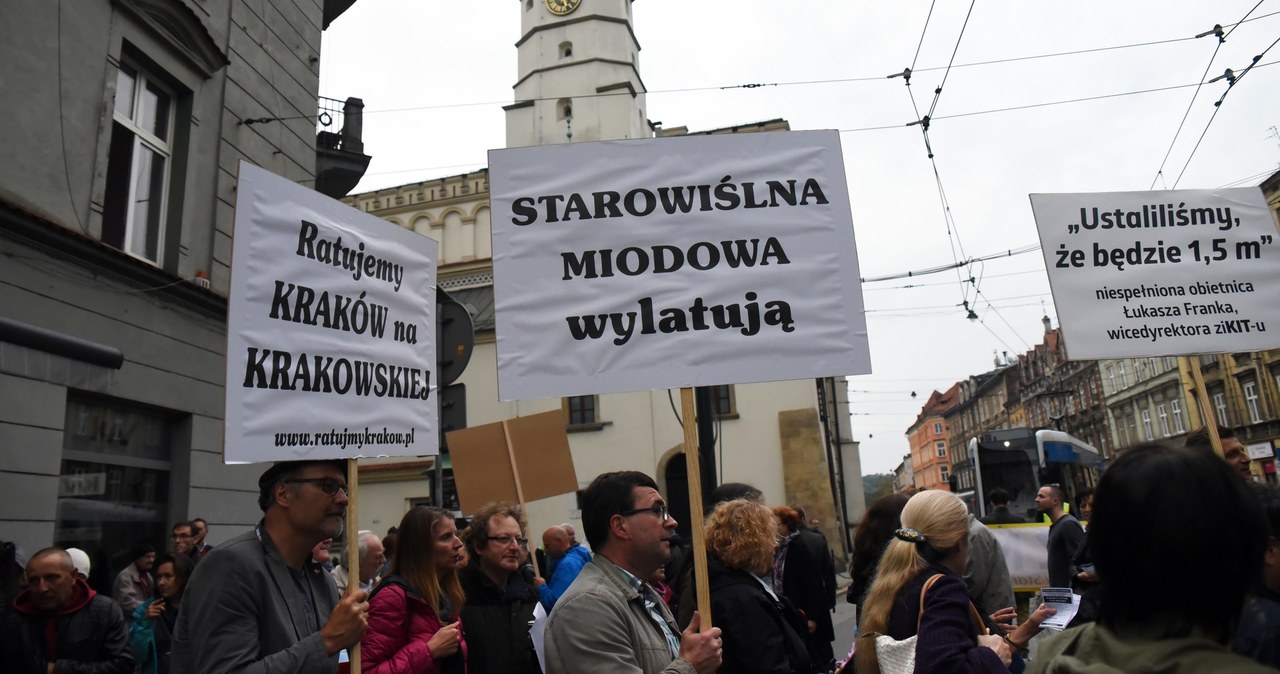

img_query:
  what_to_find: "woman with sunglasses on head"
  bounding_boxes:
[362,506,468,674]
[131,553,195,674]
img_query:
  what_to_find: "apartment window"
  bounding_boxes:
[1170,398,1185,433]
[933,422,942,435]
[1213,391,1229,427]
[1117,362,1128,388]
[1156,403,1171,437]
[940,465,949,484]
[1243,380,1262,424]
[1115,412,1130,447]
[935,440,946,457]
[1141,409,1153,441]
[102,61,174,265]
[711,384,737,417]
[1106,366,1116,394]
[565,395,597,426]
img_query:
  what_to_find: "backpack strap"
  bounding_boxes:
[915,574,946,631]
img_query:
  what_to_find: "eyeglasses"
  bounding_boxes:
[486,535,529,548]
[620,504,670,521]
[285,477,349,497]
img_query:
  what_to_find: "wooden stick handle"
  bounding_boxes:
[680,387,712,629]
[345,458,361,672]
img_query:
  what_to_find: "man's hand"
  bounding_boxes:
[533,576,547,589]
[321,589,369,656]
[679,611,723,674]
[146,599,166,620]
[428,622,461,659]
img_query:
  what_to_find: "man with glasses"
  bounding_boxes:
[173,460,369,673]
[170,521,198,560]
[1035,483,1086,588]
[537,524,592,609]
[459,501,541,674]
[544,471,723,674]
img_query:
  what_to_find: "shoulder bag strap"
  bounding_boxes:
[914,573,946,631]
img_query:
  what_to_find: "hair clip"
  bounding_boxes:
[893,527,926,544]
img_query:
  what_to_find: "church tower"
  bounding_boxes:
[505,0,649,148]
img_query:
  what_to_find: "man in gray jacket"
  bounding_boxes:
[172,460,369,673]
[544,471,722,674]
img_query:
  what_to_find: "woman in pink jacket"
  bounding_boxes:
[362,506,469,673]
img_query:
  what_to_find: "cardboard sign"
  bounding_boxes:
[224,162,439,463]
[448,410,579,513]
[1030,188,1280,359]
[488,130,872,400]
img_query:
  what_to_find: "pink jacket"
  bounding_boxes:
[361,580,467,674]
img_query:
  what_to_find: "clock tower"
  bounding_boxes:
[505,0,650,148]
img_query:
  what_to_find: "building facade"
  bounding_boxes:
[905,385,958,491]
[343,0,864,554]
[0,0,364,590]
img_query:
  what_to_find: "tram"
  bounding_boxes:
[962,428,1103,521]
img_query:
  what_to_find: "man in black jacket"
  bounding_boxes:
[459,501,541,674]
[2,547,133,673]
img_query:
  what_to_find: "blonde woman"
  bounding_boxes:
[855,490,1012,673]
[706,499,810,674]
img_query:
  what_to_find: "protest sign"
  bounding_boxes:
[488,130,871,400]
[447,410,578,514]
[224,162,439,463]
[987,523,1051,592]
[1030,188,1280,359]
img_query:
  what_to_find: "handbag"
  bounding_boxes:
[855,574,992,674]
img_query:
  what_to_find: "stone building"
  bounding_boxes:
[0,0,366,590]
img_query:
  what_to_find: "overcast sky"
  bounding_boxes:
[320,1,1280,475]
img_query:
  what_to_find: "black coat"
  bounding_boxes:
[458,562,541,674]
[1,582,133,674]
[781,531,835,667]
[709,556,811,674]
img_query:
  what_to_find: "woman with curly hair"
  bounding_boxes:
[362,506,468,674]
[706,499,810,674]
[855,490,1011,673]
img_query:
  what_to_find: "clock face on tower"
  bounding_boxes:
[545,0,581,16]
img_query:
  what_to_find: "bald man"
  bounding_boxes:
[1,547,133,673]
[538,525,592,610]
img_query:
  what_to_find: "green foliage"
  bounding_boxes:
[862,473,895,507]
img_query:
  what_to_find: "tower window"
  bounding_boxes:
[557,98,572,121]
[560,41,573,59]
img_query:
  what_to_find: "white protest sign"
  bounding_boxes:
[988,523,1050,592]
[1030,188,1280,359]
[488,130,871,400]
[224,162,439,463]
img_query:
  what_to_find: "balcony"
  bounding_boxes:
[315,96,372,199]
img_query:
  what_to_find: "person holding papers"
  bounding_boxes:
[1028,443,1273,673]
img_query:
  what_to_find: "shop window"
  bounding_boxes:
[57,394,174,593]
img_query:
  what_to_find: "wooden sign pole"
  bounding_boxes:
[502,419,540,578]
[345,458,361,672]
[679,387,713,628]
[1181,356,1225,457]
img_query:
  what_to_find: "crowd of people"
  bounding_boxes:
[2,423,1279,673]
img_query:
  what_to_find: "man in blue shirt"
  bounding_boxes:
[537,525,591,609]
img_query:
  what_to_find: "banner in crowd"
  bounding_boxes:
[1031,188,1280,359]
[224,162,439,463]
[488,130,872,400]
[988,522,1051,592]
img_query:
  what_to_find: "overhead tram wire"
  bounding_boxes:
[1173,35,1280,188]
[1148,23,1226,190]
[1223,0,1269,41]
[301,15,1280,126]
[859,243,1040,284]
